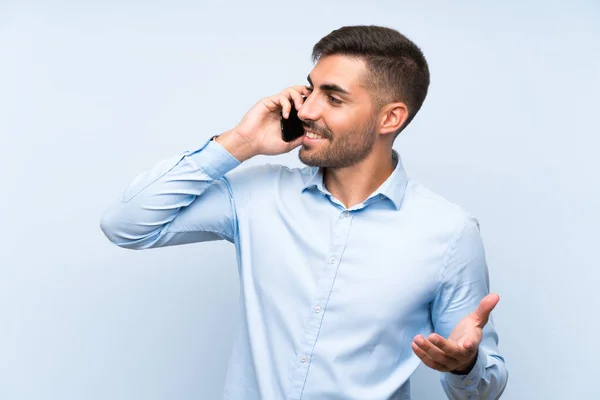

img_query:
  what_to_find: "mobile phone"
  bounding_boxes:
[280,99,305,142]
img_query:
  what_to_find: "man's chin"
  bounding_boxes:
[298,148,322,167]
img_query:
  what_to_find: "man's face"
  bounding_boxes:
[297,54,379,169]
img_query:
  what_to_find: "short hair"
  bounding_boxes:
[312,25,430,135]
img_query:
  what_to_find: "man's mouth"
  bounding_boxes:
[304,129,326,140]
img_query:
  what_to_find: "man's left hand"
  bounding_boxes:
[411,293,500,374]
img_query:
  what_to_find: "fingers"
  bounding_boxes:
[288,89,305,112]
[290,84,311,98]
[472,293,500,328]
[428,333,461,357]
[435,331,480,358]
[284,86,310,114]
[270,86,310,119]
[262,96,284,114]
[279,94,293,119]
[411,335,460,372]
[411,341,450,372]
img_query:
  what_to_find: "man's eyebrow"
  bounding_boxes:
[307,74,350,95]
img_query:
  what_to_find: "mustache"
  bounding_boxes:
[302,122,332,139]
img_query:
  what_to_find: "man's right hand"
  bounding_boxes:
[215,85,311,162]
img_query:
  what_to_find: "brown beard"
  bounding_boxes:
[299,116,378,168]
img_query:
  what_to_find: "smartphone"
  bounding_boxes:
[280,99,305,142]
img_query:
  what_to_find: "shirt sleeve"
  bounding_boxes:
[431,216,509,400]
[100,137,242,249]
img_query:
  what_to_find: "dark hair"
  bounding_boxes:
[312,25,430,135]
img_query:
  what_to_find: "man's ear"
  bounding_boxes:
[378,102,408,137]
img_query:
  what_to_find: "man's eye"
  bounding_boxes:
[328,95,342,105]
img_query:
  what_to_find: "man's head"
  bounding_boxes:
[297,25,430,168]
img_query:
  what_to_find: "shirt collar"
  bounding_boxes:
[301,149,409,211]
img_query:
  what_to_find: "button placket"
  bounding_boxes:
[287,208,354,399]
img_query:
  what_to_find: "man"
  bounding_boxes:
[101,25,508,399]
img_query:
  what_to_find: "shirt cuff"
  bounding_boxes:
[443,349,486,390]
[187,136,241,179]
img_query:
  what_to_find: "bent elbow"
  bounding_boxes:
[99,206,129,248]
[99,206,157,250]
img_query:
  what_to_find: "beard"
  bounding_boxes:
[298,116,378,169]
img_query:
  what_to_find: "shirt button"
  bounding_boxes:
[379,194,385,199]
[329,257,336,264]
[314,306,322,313]
[465,379,472,386]
[341,211,349,218]
[300,356,307,363]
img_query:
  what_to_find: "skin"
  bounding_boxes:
[412,293,500,374]
[296,54,406,208]
[215,54,500,375]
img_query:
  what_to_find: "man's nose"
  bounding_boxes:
[298,94,321,122]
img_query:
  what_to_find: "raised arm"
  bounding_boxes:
[100,85,310,250]
[100,137,242,249]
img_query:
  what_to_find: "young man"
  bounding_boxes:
[101,25,508,399]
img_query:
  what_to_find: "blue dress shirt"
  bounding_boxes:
[100,137,508,399]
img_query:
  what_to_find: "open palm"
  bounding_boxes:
[411,293,500,374]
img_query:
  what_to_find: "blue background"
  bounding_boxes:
[1,1,598,398]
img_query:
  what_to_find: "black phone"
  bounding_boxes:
[280,99,305,142]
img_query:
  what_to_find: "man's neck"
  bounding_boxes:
[323,148,395,209]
